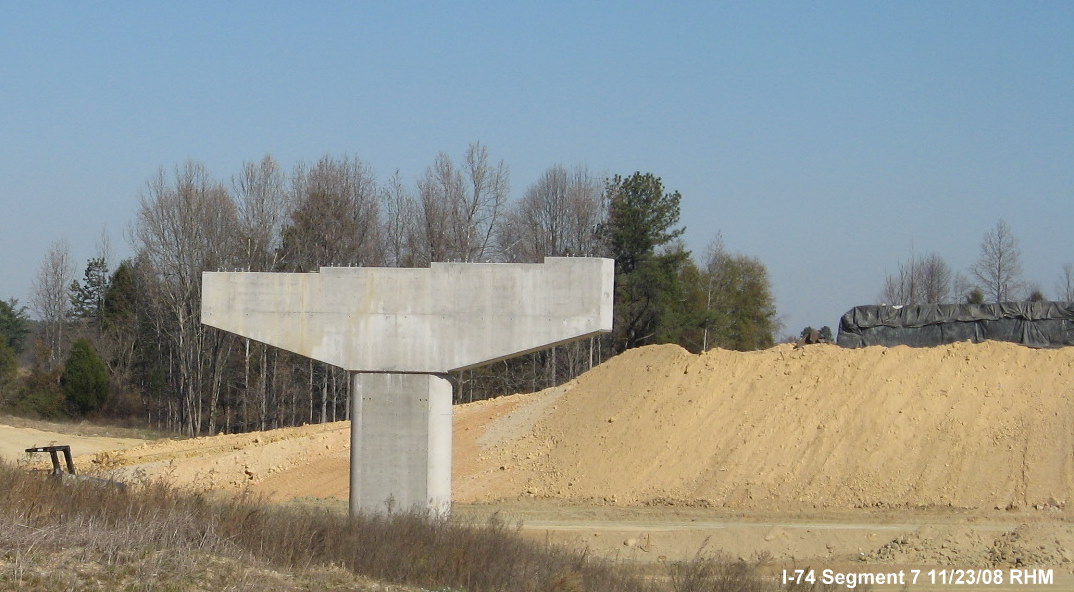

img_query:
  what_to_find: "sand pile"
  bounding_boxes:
[78,340,1074,511]
[464,341,1074,510]
[89,422,351,498]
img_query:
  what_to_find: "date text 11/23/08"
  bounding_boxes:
[781,567,1053,588]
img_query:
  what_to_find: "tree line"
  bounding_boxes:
[0,144,779,435]
[879,220,1074,306]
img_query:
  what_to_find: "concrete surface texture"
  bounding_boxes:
[201,257,614,373]
[200,257,613,513]
[350,373,453,514]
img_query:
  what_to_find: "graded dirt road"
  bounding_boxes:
[0,422,145,466]
[6,341,1074,587]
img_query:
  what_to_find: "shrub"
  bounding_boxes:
[8,362,67,419]
[0,338,15,406]
[12,388,67,419]
[61,338,110,416]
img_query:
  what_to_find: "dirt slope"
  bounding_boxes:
[470,341,1074,510]
[77,340,1074,513]
[89,422,352,496]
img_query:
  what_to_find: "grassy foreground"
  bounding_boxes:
[0,459,848,591]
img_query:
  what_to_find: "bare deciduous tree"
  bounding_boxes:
[499,164,603,262]
[971,220,1023,303]
[880,256,916,305]
[234,155,289,273]
[416,142,508,264]
[277,155,384,424]
[700,234,728,351]
[134,161,240,435]
[233,155,290,431]
[281,155,383,271]
[478,164,605,394]
[31,239,74,370]
[1056,264,1074,302]
[917,253,953,304]
[880,252,954,305]
[381,170,420,267]
[95,226,114,271]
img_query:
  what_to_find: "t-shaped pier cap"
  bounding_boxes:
[202,257,613,514]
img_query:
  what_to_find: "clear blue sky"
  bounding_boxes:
[2,2,1071,336]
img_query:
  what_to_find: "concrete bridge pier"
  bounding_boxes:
[350,372,452,515]
[202,257,613,515]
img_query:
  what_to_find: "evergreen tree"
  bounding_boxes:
[819,326,833,342]
[102,260,137,328]
[602,172,689,352]
[0,301,21,406]
[664,256,711,352]
[69,257,110,324]
[603,172,685,275]
[61,338,110,415]
[0,298,30,353]
[965,287,986,304]
[0,339,16,405]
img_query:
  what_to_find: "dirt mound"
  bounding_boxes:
[11,340,1070,571]
[67,340,1074,513]
[91,422,351,496]
[468,341,1074,510]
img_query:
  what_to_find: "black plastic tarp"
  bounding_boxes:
[836,302,1074,348]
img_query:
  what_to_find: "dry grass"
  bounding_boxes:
[0,459,857,591]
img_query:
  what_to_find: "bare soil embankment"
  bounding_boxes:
[60,341,1074,512]
[7,340,1074,573]
[461,341,1074,511]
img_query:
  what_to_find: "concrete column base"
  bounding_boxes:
[349,373,452,515]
